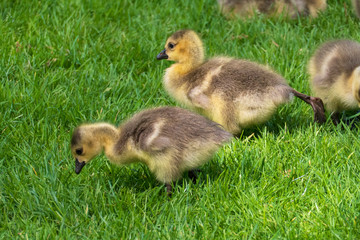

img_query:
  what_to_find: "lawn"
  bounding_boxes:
[1,0,360,238]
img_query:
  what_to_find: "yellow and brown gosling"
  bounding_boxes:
[217,0,327,19]
[308,39,360,124]
[71,106,232,195]
[156,29,325,135]
[353,0,360,18]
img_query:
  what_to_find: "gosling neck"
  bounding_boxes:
[174,55,204,75]
[91,123,119,158]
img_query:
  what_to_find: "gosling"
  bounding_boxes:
[70,106,232,195]
[156,29,325,134]
[353,0,360,18]
[217,0,327,18]
[308,39,360,124]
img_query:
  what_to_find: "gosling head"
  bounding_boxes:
[352,66,360,108]
[70,125,103,174]
[157,29,204,65]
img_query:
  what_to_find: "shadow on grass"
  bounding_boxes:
[235,112,308,140]
[77,160,232,197]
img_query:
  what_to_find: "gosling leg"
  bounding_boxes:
[188,169,201,184]
[331,112,340,126]
[292,89,326,124]
[165,183,172,197]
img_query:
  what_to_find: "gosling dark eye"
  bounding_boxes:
[76,148,83,155]
[168,42,175,49]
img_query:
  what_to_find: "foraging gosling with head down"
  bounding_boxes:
[71,106,232,195]
[308,39,360,124]
[157,29,325,135]
[217,0,327,18]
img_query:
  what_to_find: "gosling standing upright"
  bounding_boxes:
[71,107,232,195]
[157,30,325,134]
[308,39,360,124]
[217,0,327,18]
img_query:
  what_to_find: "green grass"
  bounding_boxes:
[1,0,360,238]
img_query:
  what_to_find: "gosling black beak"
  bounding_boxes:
[75,158,86,174]
[157,49,168,60]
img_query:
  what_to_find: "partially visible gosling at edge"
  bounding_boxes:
[157,30,325,135]
[217,0,327,19]
[353,0,360,18]
[71,107,232,195]
[308,40,360,124]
